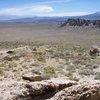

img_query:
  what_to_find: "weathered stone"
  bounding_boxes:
[0,81,26,100]
[89,46,100,56]
[6,50,14,54]
[0,79,100,100]
[21,78,77,100]
[22,73,43,81]
[50,81,100,100]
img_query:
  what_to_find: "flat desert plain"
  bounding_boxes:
[0,23,100,47]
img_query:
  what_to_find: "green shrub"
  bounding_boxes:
[66,65,76,72]
[42,73,57,80]
[69,76,79,81]
[95,73,100,80]
[44,66,55,74]
[65,71,73,77]
[3,56,19,61]
[0,68,4,76]
[8,62,17,69]
[0,63,7,68]
[78,68,94,76]
[4,56,13,61]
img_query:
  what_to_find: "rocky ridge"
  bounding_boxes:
[60,18,100,28]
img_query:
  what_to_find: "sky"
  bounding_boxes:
[0,0,100,17]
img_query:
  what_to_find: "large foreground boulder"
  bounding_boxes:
[0,79,100,100]
[17,80,100,100]
[0,78,76,100]
[50,81,100,100]
[18,78,77,100]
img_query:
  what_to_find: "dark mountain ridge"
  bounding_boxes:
[60,18,100,28]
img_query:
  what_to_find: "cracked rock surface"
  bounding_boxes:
[0,78,100,100]
[49,81,100,100]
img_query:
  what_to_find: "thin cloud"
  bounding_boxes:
[0,0,90,17]
[40,0,73,4]
[0,5,54,16]
[18,0,73,7]
[30,0,73,5]
[43,12,90,16]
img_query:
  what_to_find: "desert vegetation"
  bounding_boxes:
[0,21,100,100]
[0,41,100,81]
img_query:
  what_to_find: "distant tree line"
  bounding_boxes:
[60,18,100,28]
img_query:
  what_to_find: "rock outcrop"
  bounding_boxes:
[0,81,26,100]
[0,78,76,100]
[0,78,100,100]
[17,78,77,100]
[22,72,43,82]
[50,81,100,100]
[60,18,100,28]
[89,46,100,56]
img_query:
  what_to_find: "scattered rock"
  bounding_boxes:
[31,70,41,75]
[32,47,37,51]
[6,50,14,54]
[22,73,43,81]
[89,46,100,56]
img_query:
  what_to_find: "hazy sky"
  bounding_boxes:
[0,0,99,16]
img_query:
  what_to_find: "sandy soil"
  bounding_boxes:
[0,23,100,47]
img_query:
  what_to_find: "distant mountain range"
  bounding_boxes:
[7,17,69,24]
[0,11,100,22]
[79,12,100,20]
[0,15,22,21]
